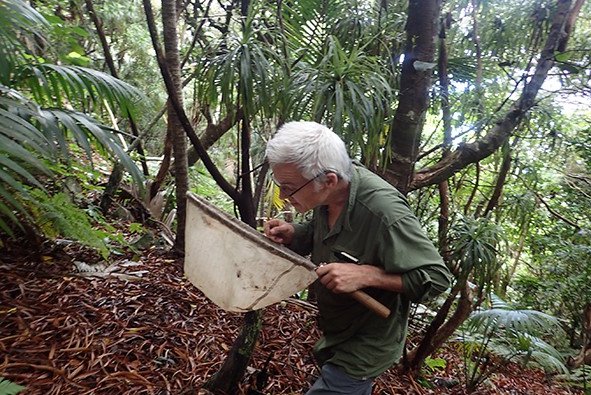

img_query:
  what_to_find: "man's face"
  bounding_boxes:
[271,163,322,213]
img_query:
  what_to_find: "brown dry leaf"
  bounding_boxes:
[0,242,583,395]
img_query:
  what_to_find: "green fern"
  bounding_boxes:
[0,377,24,395]
[28,190,112,259]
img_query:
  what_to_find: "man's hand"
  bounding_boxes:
[316,263,374,293]
[263,219,295,245]
[316,263,404,294]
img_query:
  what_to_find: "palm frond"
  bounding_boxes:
[488,333,568,374]
[289,36,394,155]
[15,64,144,120]
[195,22,278,119]
[0,0,48,84]
[0,85,144,234]
[468,307,561,336]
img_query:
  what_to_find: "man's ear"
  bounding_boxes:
[325,172,340,187]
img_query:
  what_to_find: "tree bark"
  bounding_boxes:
[558,0,586,52]
[149,127,173,201]
[203,311,262,394]
[161,0,189,252]
[483,141,512,216]
[186,107,244,167]
[204,119,261,394]
[384,0,442,194]
[143,0,238,202]
[437,13,452,264]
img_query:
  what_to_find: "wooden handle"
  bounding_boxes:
[350,290,391,318]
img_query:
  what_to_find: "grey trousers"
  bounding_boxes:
[305,363,373,395]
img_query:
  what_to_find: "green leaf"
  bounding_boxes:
[424,356,447,372]
[0,377,25,395]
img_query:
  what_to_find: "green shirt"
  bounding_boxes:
[290,165,451,379]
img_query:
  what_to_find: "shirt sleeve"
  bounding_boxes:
[378,215,452,303]
[288,219,314,256]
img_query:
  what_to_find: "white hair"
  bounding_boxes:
[266,121,352,182]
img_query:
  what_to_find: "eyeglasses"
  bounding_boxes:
[273,172,324,198]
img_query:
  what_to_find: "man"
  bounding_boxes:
[264,121,451,394]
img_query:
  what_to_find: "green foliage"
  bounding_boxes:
[189,165,234,215]
[555,365,591,392]
[194,3,276,119]
[15,63,144,119]
[423,356,447,373]
[28,191,112,259]
[0,0,47,83]
[0,0,145,239]
[449,215,504,297]
[0,377,24,395]
[513,242,591,338]
[289,36,394,161]
[458,295,567,392]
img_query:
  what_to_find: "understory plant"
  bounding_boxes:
[555,365,590,393]
[457,295,568,392]
[0,377,24,395]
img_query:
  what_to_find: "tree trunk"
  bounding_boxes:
[204,119,261,393]
[437,13,452,263]
[384,0,442,194]
[404,281,474,372]
[149,127,173,201]
[186,107,244,167]
[483,141,512,216]
[162,0,189,252]
[203,311,262,394]
[568,303,591,369]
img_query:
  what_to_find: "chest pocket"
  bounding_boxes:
[331,234,364,264]
[331,231,381,267]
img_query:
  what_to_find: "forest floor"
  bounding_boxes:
[0,237,585,395]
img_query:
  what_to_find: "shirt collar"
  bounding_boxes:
[319,162,359,239]
[342,163,360,232]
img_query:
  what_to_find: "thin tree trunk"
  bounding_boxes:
[186,107,244,167]
[404,281,474,372]
[149,127,173,201]
[483,141,512,216]
[202,3,263,391]
[205,118,261,394]
[161,0,189,252]
[567,303,591,368]
[437,13,452,264]
[87,0,150,213]
[385,0,442,194]
[464,163,480,214]
[143,0,238,201]
[203,310,263,394]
